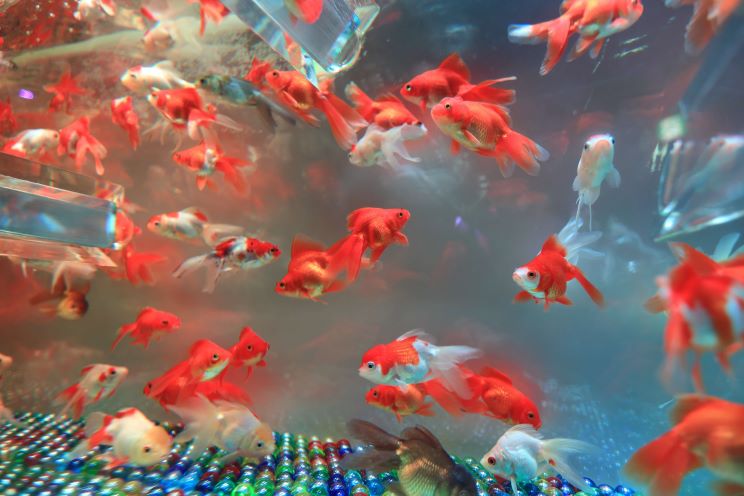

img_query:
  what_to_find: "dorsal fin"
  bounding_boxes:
[670,394,718,425]
[291,235,325,258]
[540,235,567,257]
[377,93,403,103]
[438,53,470,80]
[81,365,95,375]
[672,243,719,275]
[239,326,254,339]
[189,339,210,355]
[182,207,208,222]
[480,366,513,384]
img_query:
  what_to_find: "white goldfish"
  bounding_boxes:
[55,364,129,418]
[147,207,243,245]
[349,123,427,168]
[120,61,192,94]
[573,134,620,231]
[2,129,60,161]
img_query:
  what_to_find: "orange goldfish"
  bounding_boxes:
[665,0,741,54]
[345,82,420,130]
[465,367,542,429]
[111,307,181,350]
[625,395,744,496]
[284,0,323,24]
[110,96,140,149]
[29,280,90,320]
[244,58,272,90]
[147,87,240,140]
[57,117,108,175]
[365,384,435,422]
[229,326,270,377]
[44,69,86,114]
[190,0,230,36]
[172,141,253,192]
[346,207,411,263]
[56,364,128,418]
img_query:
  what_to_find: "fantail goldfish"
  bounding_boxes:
[29,279,90,320]
[665,0,741,54]
[111,96,140,149]
[573,134,620,231]
[229,326,270,377]
[172,140,253,192]
[283,0,323,24]
[349,124,427,169]
[0,353,13,380]
[44,69,86,114]
[56,364,128,418]
[147,87,240,141]
[346,207,411,263]
[365,384,435,422]
[190,0,229,36]
[464,367,542,429]
[147,207,243,245]
[57,117,108,175]
[111,307,181,350]
[345,82,420,130]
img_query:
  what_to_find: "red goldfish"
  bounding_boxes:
[431,96,549,177]
[284,0,323,24]
[121,244,167,285]
[465,367,542,429]
[625,395,744,496]
[44,69,86,114]
[275,234,365,303]
[345,82,420,130]
[365,384,435,422]
[346,207,411,263]
[147,87,240,140]
[512,231,604,309]
[56,364,128,418]
[244,58,272,90]
[110,96,140,149]
[264,68,366,150]
[665,0,741,54]
[400,53,516,111]
[111,307,181,350]
[57,117,108,175]
[229,326,270,377]
[508,0,644,75]
[3,128,60,162]
[172,141,252,192]
[0,97,17,135]
[29,279,90,320]
[190,0,229,36]
[645,243,744,392]
[145,339,232,407]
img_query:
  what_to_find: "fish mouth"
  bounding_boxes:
[511,272,522,283]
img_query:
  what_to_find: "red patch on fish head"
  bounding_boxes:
[431,96,466,125]
[360,345,392,375]
[265,70,289,92]
[365,385,395,407]
[234,327,270,362]
[388,208,411,230]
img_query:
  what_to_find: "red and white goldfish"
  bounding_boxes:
[431,96,549,177]
[625,394,744,496]
[665,0,741,54]
[194,380,253,406]
[29,280,90,320]
[74,0,116,21]
[229,326,270,377]
[147,207,243,245]
[645,243,744,392]
[366,384,435,422]
[346,207,411,263]
[573,134,620,231]
[508,0,644,75]
[264,68,366,150]
[171,394,274,461]
[57,117,108,175]
[358,330,482,398]
[44,69,86,114]
[147,87,240,141]
[464,367,542,429]
[400,53,517,111]
[349,124,427,168]
[0,353,12,380]
[0,97,18,135]
[174,236,281,293]
[190,0,230,36]
[172,141,252,192]
[120,61,192,94]
[3,128,60,162]
[481,425,595,495]
[275,234,365,303]
[111,96,140,149]
[111,307,181,350]
[56,363,128,418]
[145,339,232,407]
[69,408,171,469]
[345,82,420,130]
[284,0,323,24]
[512,220,604,309]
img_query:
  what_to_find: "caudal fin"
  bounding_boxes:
[508,16,571,75]
[624,430,701,496]
[56,384,85,419]
[488,129,550,176]
[111,322,136,350]
[170,394,221,458]
[571,265,605,307]
[326,234,365,282]
[458,78,517,106]
[317,94,363,151]
[173,253,222,293]
[345,82,374,118]
[124,247,166,286]
[429,345,483,399]
[201,224,244,246]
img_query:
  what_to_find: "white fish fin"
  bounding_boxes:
[557,217,603,263]
[572,174,581,192]
[713,233,741,261]
[381,131,420,167]
[508,24,543,45]
[607,166,621,188]
[170,394,221,457]
[172,254,210,280]
[202,258,224,293]
[504,423,544,439]
[201,224,245,246]
[429,345,483,398]
[539,437,596,493]
[577,187,600,206]
[397,329,434,342]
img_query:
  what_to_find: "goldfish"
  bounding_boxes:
[2,128,60,162]
[120,61,192,94]
[431,96,549,177]
[345,82,420,130]
[480,424,595,495]
[229,326,270,377]
[366,384,435,422]
[465,367,542,429]
[146,339,232,407]
[140,8,185,52]
[358,330,482,398]
[44,69,86,114]
[644,243,744,392]
[57,117,108,175]
[346,207,411,263]
[68,408,171,469]
[190,0,230,36]
[0,97,17,135]
[73,0,115,20]
[625,394,744,496]
[194,380,253,406]
[400,53,517,111]
[120,244,167,285]
[0,352,12,380]
[56,364,129,418]
[171,141,253,192]
[244,57,272,90]
[197,74,297,130]
[173,236,281,293]
[665,0,741,54]
[275,234,365,303]
[284,0,323,24]
[147,87,241,141]
[111,307,181,350]
[171,394,274,461]
[512,218,604,308]
[342,419,478,496]
[147,207,243,245]
[573,134,620,231]
[110,96,140,149]
[264,68,367,150]
[29,280,90,320]
[508,0,644,75]
[349,124,427,168]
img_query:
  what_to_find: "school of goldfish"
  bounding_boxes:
[0,0,742,493]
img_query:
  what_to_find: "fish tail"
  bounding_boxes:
[540,437,597,493]
[201,223,244,246]
[169,394,221,458]
[624,429,700,496]
[126,251,166,286]
[571,265,605,307]
[344,82,373,116]
[111,322,137,350]
[215,158,250,193]
[347,419,400,451]
[459,78,517,106]
[316,94,362,151]
[379,124,425,168]
[173,253,222,293]
[56,384,85,419]
[493,129,550,176]
[429,346,483,399]
[508,16,571,75]
[326,234,365,282]
[423,379,468,416]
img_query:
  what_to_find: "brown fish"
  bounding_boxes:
[342,419,477,496]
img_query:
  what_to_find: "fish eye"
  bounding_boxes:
[366,361,375,369]
[143,446,151,453]
[153,221,160,226]
[271,71,279,77]
[527,412,535,419]
[405,84,412,92]
[584,143,590,150]
[109,369,116,375]
[527,271,537,279]
[444,103,451,110]
[200,78,207,84]
[611,137,616,144]
[247,345,253,351]
[212,353,220,362]
[278,282,286,288]
[270,247,278,253]
[162,320,169,325]
[372,391,378,397]
[398,211,404,218]
[257,441,264,448]
[487,456,496,465]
